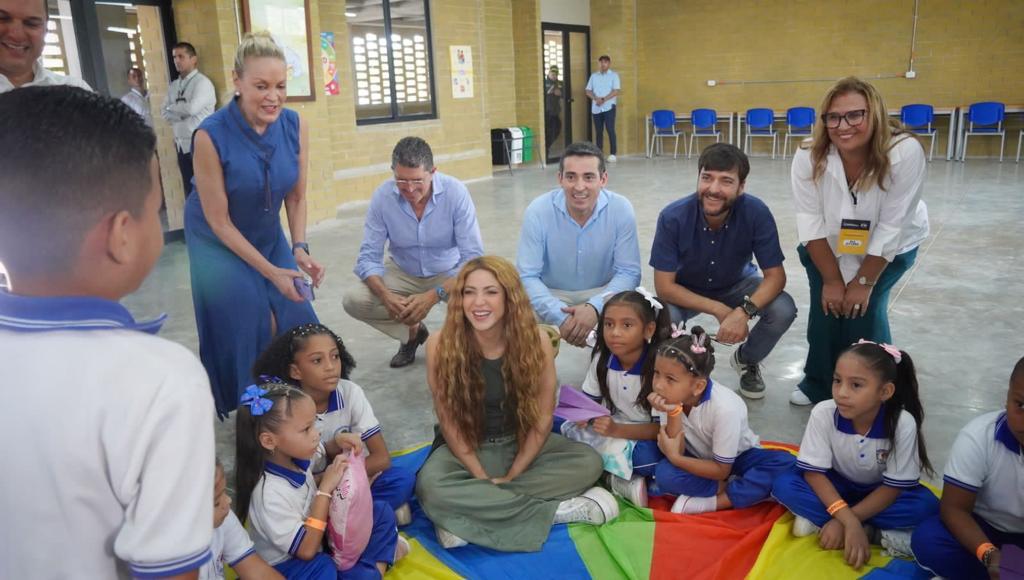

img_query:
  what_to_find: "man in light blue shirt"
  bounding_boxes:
[517,141,641,347]
[585,55,621,162]
[344,137,484,367]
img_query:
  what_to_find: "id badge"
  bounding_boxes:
[838,219,870,255]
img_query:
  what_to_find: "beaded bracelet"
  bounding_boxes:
[976,542,997,565]
[826,499,848,516]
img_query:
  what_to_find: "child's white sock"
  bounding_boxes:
[669,494,717,514]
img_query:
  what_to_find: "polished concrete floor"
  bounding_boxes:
[124,154,1024,484]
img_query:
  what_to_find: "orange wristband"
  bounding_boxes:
[304,517,327,532]
[826,499,848,516]
[976,542,995,562]
[667,407,683,417]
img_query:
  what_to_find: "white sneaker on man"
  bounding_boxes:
[609,474,648,507]
[607,154,617,162]
[435,525,468,549]
[791,515,820,537]
[553,486,620,525]
[789,386,813,406]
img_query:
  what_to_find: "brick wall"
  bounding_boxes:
[512,0,544,161]
[168,0,499,226]
[591,0,1024,157]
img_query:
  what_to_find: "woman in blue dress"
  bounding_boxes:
[186,32,323,417]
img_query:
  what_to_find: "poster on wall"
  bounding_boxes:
[450,45,474,99]
[241,0,316,101]
[320,31,339,96]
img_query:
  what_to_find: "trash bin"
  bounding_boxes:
[491,128,511,165]
[520,126,534,162]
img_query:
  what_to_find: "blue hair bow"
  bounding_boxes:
[240,385,273,416]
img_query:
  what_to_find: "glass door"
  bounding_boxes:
[541,23,590,163]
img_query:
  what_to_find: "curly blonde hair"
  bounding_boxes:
[805,76,912,192]
[434,256,543,448]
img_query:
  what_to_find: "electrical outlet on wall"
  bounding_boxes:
[707,80,717,87]
[905,70,917,79]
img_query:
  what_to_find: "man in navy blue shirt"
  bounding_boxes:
[651,143,796,399]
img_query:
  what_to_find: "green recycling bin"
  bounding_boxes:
[520,126,534,162]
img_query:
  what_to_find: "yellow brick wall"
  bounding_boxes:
[483,0,518,129]
[590,0,638,156]
[592,0,1024,157]
[512,0,544,162]
[169,0,496,226]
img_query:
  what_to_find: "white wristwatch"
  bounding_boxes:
[857,276,876,287]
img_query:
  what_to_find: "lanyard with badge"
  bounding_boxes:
[175,74,196,104]
[838,178,870,255]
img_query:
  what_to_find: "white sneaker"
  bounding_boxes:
[669,494,717,514]
[609,474,648,507]
[553,486,620,525]
[607,154,617,162]
[789,386,813,406]
[394,535,411,562]
[435,525,468,549]
[792,515,820,537]
[880,528,914,559]
[394,502,412,527]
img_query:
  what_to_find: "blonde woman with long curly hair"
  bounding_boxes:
[415,256,617,552]
[790,76,929,405]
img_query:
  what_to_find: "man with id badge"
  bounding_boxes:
[161,42,216,196]
[791,77,929,406]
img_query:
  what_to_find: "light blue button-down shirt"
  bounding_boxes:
[586,69,621,114]
[516,188,641,325]
[354,171,484,280]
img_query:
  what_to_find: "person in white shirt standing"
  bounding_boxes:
[0,0,91,93]
[121,66,152,127]
[790,76,928,407]
[162,41,216,196]
[585,55,620,162]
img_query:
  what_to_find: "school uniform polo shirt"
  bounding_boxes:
[679,380,760,464]
[248,457,319,566]
[0,291,215,579]
[650,193,785,293]
[201,511,255,580]
[797,400,921,488]
[316,379,382,445]
[943,411,1024,533]
[582,348,656,424]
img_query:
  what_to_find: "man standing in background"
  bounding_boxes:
[585,55,620,162]
[162,41,215,195]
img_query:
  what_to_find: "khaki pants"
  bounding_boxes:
[342,259,448,343]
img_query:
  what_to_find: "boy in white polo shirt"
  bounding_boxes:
[911,357,1024,580]
[0,86,216,579]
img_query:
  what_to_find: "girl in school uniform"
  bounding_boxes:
[646,326,796,515]
[254,323,415,525]
[911,357,1024,580]
[559,287,672,507]
[235,381,407,579]
[772,340,939,570]
[202,460,281,579]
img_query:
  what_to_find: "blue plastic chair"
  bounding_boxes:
[650,109,682,158]
[744,108,778,159]
[901,104,937,161]
[960,102,1005,162]
[688,108,720,159]
[783,107,814,159]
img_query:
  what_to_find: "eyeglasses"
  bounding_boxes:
[821,109,867,129]
[394,178,427,188]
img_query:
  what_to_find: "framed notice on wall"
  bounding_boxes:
[450,45,474,99]
[241,0,316,101]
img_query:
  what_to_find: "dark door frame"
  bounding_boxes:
[67,0,178,97]
[541,22,591,163]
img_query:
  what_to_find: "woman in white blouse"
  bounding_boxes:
[790,76,928,406]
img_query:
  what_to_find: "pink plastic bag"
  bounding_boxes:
[327,450,373,571]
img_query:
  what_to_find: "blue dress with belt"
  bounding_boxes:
[184,99,318,417]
